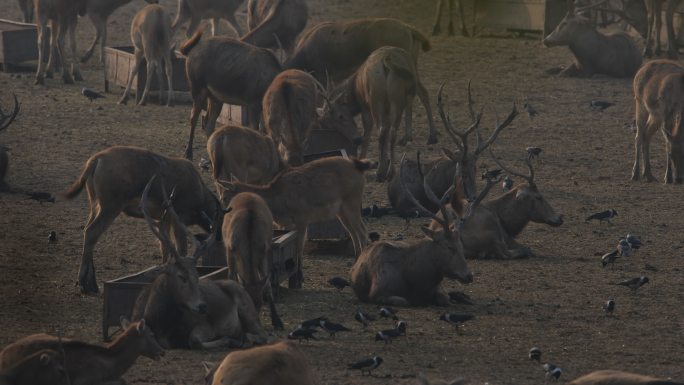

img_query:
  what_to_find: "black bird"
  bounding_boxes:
[526,146,542,160]
[361,204,391,218]
[328,277,350,290]
[348,356,383,376]
[368,231,381,242]
[354,311,375,328]
[601,250,620,268]
[448,290,475,305]
[616,276,649,292]
[602,299,615,314]
[395,321,407,335]
[585,209,618,224]
[47,231,57,243]
[378,306,398,320]
[198,157,211,171]
[81,87,105,102]
[439,313,475,332]
[624,233,642,249]
[319,320,350,337]
[26,191,55,203]
[396,209,420,225]
[524,102,539,117]
[544,363,562,380]
[590,100,614,111]
[287,327,318,343]
[374,329,402,344]
[482,168,503,180]
[617,239,633,257]
[529,347,542,361]
[299,316,327,329]
[502,175,514,192]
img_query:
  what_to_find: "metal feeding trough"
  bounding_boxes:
[0,19,47,70]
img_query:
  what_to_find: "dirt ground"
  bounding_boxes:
[1,1,683,384]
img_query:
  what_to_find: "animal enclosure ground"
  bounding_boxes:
[1,1,683,384]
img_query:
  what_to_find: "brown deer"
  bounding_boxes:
[180,31,282,159]
[133,178,269,349]
[0,319,164,385]
[350,153,494,307]
[173,0,244,37]
[0,350,68,385]
[203,341,317,385]
[242,0,308,56]
[285,18,438,145]
[222,192,284,329]
[0,95,19,190]
[263,69,360,166]
[644,0,682,59]
[16,0,34,22]
[81,0,158,64]
[33,0,87,85]
[567,370,684,385]
[632,59,684,183]
[218,156,373,288]
[61,146,222,293]
[118,4,174,106]
[432,0,468,36]
[543,0,642,78]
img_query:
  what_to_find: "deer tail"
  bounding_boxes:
[61,157,98,200]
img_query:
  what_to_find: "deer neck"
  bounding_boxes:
[97,329,144,380]
[486,190,531,238]
[567,26,604,64]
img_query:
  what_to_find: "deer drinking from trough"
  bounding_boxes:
[173,0,244,37]
[432,0,469,36]
[0,95,19,191]
[242,0,309,56]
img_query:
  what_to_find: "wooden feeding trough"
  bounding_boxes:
[101,265,228,341]
[0,19,46,70]
[103,46,189,99]
[473,0,567,36]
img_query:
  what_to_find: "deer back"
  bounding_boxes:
[566,370,684,385]
[243,0,309,52]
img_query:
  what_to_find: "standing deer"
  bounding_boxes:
[0,95,19,190]
[631,59,684,183]
[33,0,87,85]
[285,18,438,145]
[173,0,244,37]
[242,0,308,56]
[81,0,158,64]
[118,4,174,106]
[61,146,222,293]
[644,0,682,59]
[567,370,684,385]
[16,0,34,22]
[180,31,282,159]
[0,350,68,385]
[432,0,468,36]
[218,156,372,288]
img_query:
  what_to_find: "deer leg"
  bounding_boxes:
[164,53,174,107]
[376,114,392,182]
[34,20,47,85]
[655,2,663,56]
[457,0,469,37]
[138,56,155,106]
[289,226,307,289]
[632,103,648,181]
[81,13,103,63]
[447,0,455,36]
[119,49,143,105]
[337,207,367,257]
[265,277,284,330]
[185,89,208,159]
[45,22,59,79]
[666,0,679,59]
[56,24,74,84]
[415,77,438,144]
[398,95,414,146]
[68,21,82,81]
[204,97,223,136]
[432,0,445,35]
[644,2,655,57]
[79,207,120,293]
[642,116,658,182]
[359,108,373,158]
[155,59,164,105]
[665,139,674,184]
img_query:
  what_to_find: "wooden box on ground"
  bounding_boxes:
[473,0,567,36]
[102,265,228,341]
[200,229,299,294]
[0,19,45,70]
[103,46,189,98]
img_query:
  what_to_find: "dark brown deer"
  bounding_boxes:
[0,319,164,385]
[33,0,87,85]
[180,31,282,159]
[285,18,438,144]
[0,350,67,385]
[16,0,34,22]
[218,156,372,288]
[61,146,222,293]
[173,0,244,37]
[242,0,308,56]
[432,0,468,36]
[567,370,684,385]
[644,0,682,59]
[0,95,19,190]
[118,4,174,106]
[222,192,283,329]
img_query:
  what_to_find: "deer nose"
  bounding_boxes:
[198,303,208,314]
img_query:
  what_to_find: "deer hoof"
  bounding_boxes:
[34,76,45,85]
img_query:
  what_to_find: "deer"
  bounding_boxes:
[217,156,373,288]
[432,0,468,36]
[16,0,34,22]
[0,95,19,191]
[118,4,174,106]
[644,0,682,59]
[631,59,684,183]
[80,0,158,64]
[567,370,684,385]
[242,0,308,56]
[0,350,68,385]
[203,341,317,385]
[132,177,269,349]
[173,0,244,37]
[543,0,642,78]
[417,373,465,385]
[180,30,282,160]
[263,69,360,166]
[285,18,438,145]
[350,153,495,307]
[0,319,165,385]
[61,145,222,294]
[222,192,284,329]
[33,0,87,85]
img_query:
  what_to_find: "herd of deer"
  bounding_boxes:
[1,0,684,383]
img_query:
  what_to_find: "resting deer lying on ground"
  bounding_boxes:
[173,0,244,37]
[242,0,308,56]
[0,350,67,385]
[62,146,222,293]
[432,0,468,36]
[0,319,164,385]
[0,95,19,190]
[567,370,684,385]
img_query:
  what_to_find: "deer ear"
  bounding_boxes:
[120,316,131,329]
[40,353,52,365]
[420,225,442,240]
[136,319,146,334]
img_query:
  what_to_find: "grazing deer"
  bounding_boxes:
[180,31,282,159]
[242,0,308,56]
[0,95,19,190]
[0,350,68,385]
[133,178,269,349]
[285,18,438,144]
[61,146,222,293]
[33,0,87,85]
[350,153,494,307]
[173,0,244,37]
[118,4,174,106]
[432,0,468,36]
[203,341,317,385]
[567,370,684,385]
[631,59,684,183]
[0,319,164,385]
[16,0,34,22]
[223,192,284,329]
[263,69,360,166]
[543,0,642,78]
[81,0,158,64]
[644,0,682,59]
[218,156,372,288]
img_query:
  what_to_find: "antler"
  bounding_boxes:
[436,82,482,156]
[474,103,518,155]
[462,176,498,222]
[0,94,19,131]
[488,146,535,186]
[141,175,183,262]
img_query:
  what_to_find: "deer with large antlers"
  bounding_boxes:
[0,95,19,190]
